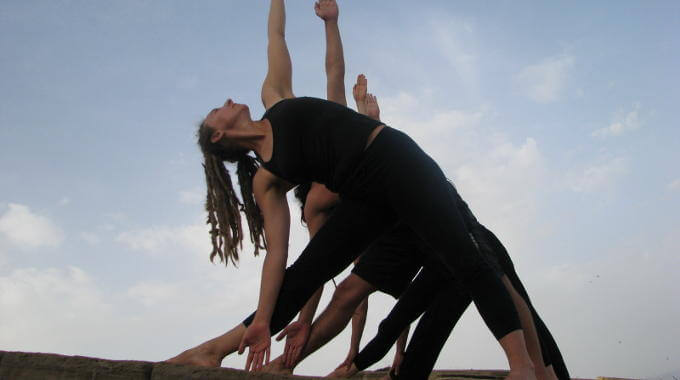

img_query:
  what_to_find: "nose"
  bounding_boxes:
[224,99,233,107]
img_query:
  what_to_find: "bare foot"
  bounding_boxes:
[165,343,221,367]
[327,362,359,378]
[262,356,293,375]
[505,366,538,380]
[352,74,368,114]
[366,93,380,121]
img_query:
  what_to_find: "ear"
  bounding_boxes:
[210,130,224,144]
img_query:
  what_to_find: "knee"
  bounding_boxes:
[330,276,369,312]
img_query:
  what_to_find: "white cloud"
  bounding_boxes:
[516,55,574,103]
[379,91,545,253]
[117,223,210,255]
[0,266,113,352]
[567,157,627,193]
[127,281,184,307]
[430,17,479,92]
[0,203,64,249]
[79,232,101,245]
[592,107,642,137]
[668,179,680,191]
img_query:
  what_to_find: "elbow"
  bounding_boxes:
[326,63,345,78]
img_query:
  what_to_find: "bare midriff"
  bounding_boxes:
[364,124,386,150]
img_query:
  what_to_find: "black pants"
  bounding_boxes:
[353,226,570,380]
[245,127,520,349]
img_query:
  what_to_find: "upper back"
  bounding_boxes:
[259,97,382,192]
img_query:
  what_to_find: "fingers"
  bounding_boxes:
[245,349,253,371]
[253,350,262,371]
[283,343,290,368]
[275,328,288,341]
[291,345,301,367]
[265,347,271,366]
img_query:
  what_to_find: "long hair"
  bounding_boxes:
[198,121,266,266]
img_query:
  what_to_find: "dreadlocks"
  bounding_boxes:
[198,121,266,266]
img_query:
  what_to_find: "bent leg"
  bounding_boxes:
[394,281,471,380]
[301,274,377,362]
[353,266,444,370]
[363,130,530,374]
[485,226,569,380]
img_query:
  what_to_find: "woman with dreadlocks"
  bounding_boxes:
[197,0,536,377]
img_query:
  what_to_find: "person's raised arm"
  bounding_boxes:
[315,0,346,106]
[261,0,294,110]
[238,170,291,371]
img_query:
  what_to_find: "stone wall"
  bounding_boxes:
[0,350,515,380]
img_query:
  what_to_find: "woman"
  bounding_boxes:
[200,0,535,378]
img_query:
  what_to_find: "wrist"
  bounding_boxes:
[251,316,271,327]
[324,19,338,25]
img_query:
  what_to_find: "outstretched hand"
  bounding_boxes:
[315,0,339,22]
[238,321,271,371]
[275,321,311,368]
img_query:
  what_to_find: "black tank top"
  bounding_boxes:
[258,97,383,192]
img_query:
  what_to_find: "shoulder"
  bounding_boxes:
[253,167,294,195]
[263,94,296,111]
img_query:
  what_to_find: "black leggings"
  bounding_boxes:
[352,265,468,377]
[245,127,520,345]
[353,227,570,380]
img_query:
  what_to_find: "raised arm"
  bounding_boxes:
[315,0,346,105]
[261,0,294,110]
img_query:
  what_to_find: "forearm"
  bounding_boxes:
[298,286,324,324]
[262,0,292,106]
[324,20,346,105]
[254,249,288,324]
[395,325,410,355]
[350,297,368,352]
[252,174,291,325]
[268,0,285,38]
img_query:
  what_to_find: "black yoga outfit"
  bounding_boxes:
[244,97,520,344]
[353,224,570,380]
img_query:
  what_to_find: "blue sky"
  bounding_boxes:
[1,1,679,378]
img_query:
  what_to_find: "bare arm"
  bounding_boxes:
[261,0,294,109]
[391,326,409,376]
[350,297,368,355]
[315,0,346,105]
[252,170,291,326]
[238,169,291,370]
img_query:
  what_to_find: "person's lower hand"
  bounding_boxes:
[391,350,404,376]
[275,320,311,368]
[238,321,271,371]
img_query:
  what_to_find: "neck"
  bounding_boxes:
[229,119,272,158]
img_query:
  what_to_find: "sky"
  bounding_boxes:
[1,0,679,378]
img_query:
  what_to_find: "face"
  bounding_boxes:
[204,98,250,136]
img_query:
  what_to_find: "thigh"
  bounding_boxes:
[351,224,424,299]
